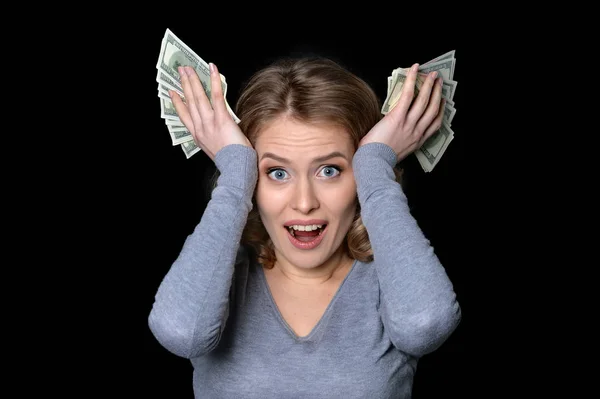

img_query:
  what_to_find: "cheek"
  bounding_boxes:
[340,176,357,202]
[255,182,287,221]
[326,178,358,216]
[345,177,357,198]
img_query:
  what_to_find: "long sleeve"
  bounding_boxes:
[148,144,258,359]
[352,142,461,357]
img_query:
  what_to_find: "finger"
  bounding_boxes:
[390,63,419,119]
[414,76,443,135]
[418,98,445,148]
[178,67,204,138]
[184,66,213,119]
[406,71,439,127]
[168,89,195,132]
[208,63,227,116]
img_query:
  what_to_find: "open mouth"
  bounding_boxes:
[285,224,327,240]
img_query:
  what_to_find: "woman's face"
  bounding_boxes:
[254,117,357,270]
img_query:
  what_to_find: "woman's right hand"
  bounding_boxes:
[169,63,252,162]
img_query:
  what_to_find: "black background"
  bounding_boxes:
[89,9,516,398]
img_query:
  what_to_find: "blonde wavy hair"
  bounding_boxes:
[210,57,403,269]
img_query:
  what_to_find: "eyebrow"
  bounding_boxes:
[260,151,348,164]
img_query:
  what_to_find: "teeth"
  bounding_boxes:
[288,224,322,231]
[287,224,326,237]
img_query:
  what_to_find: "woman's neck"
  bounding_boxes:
[270,250,353,289]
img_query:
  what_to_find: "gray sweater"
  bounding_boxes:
[148,142,461,398]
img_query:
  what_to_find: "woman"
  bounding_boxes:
[148,56,461,398]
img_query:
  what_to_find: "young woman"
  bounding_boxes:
[148,56,461,398]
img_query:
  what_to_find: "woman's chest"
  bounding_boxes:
[268,282,338,338]
[198,267,414,397]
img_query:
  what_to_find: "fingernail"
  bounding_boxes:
[412,63,419,72]
[209,63,215,74]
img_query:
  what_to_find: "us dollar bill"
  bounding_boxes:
[156,30,228,100]
[164,118,186,127]
[156,28,240,158]
[381,68,428,114]
[422,50,456,80]
[381,51,458,171]
[414,120,454,172]
[181,139,201,159]
[167,125,194,146]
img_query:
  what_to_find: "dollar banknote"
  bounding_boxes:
[156,28,240,159]
[381,50,458,172]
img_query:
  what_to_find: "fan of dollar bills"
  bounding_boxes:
[382,50,458,172]
[156,28,239,159]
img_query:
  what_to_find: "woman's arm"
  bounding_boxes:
[353,142,461,357]
[148,144,257,358]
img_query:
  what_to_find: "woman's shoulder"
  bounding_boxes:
[352,258,377,277]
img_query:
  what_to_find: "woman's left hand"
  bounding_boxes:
[359,63,445,163]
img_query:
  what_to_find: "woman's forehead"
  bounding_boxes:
[256,118,353,152]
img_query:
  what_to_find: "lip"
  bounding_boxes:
[286,224,328,250]
[283,219,327,227]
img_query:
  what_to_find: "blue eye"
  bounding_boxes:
[267,168,288,181]
[318,166,341,178]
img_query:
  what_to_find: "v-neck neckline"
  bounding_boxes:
[257,259,358,341]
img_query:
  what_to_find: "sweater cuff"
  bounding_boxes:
[353,142,397,168]
[214,144,258,196]
[352,143,402,204]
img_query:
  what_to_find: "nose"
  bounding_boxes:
[291,177,319,214]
